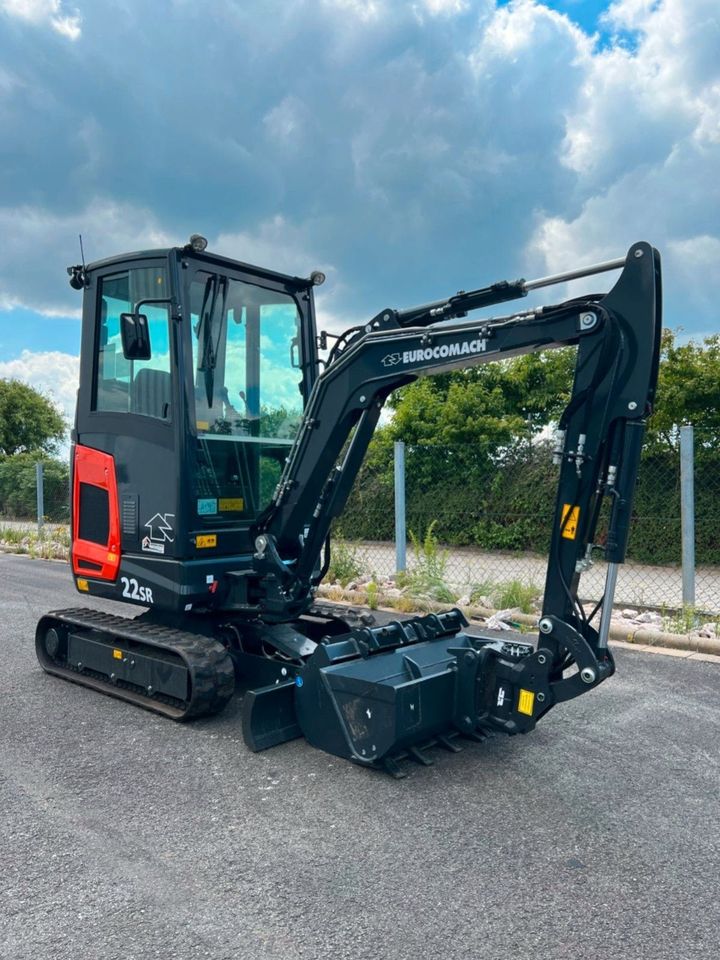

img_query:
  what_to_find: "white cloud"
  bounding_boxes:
[421,0,469,15]
[0,0,718,342]
[524,0,720,320]
[0,0,81,39]
[0,199,173,314]
[0,349,79,429]
[215,215,333,281]
[321,0,382,21]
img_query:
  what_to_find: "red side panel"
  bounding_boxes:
[72,445,121,581]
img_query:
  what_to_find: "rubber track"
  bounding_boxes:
[36,607,235,721]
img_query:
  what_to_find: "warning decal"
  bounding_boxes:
[517,689,535,716]
[561,504,580,540]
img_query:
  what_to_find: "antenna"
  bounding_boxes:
[79,233,86,270]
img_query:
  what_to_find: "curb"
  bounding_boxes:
[466,604,720,658]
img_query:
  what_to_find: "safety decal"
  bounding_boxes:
[196,534,217,549]
[197,498,218,515]
[143,512,175,554]
[517,689,535,716]
[219,498,244,511]
[561,504,580,540]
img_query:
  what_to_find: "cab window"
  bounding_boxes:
[94,266,172,420]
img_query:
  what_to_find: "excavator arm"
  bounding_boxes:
[254,241,661,650]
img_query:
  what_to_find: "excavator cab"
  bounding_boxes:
[72,240,320,612]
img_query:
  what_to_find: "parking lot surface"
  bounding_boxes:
[1,553,718,960]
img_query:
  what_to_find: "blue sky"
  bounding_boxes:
[0,0,718,426]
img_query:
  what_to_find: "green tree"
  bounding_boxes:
[646,330,720,450]
[0,379,66,456]
[384,348,574,450]
[0,453,70,521]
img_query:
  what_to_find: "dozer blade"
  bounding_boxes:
[241,680,302,751]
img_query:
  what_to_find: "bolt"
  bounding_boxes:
[383,313,390,321]
[579,312,596,330]
[147,685,154,694]
[537,692,546,703]
[634,249,644,258]
[537,653,547,665]
[77,661,83,669]
[359,395,366,403]
[580,668,596,684]
[628,401,637,410]
[464,652,476,665]
[539,618,553,634]
[110,673,116,681]
[281,667,287,677]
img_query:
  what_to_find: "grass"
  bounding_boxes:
[0,524,70,561]
[404,522,458,603]
[492,579,540,615]
[469,577,541,615]
[326,539,365,587]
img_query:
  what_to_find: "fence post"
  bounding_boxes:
[680,424,695,608]
[394,441,406,574]
[36,461,45,536]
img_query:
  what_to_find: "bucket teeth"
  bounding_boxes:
[381,756,407,779]
[436,734,462,753]
[408,745,433,766]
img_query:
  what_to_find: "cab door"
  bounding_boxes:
[74,257,181,579]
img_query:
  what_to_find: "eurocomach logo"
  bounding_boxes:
[381,338,488,367]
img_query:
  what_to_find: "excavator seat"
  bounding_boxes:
[131,368,171,420]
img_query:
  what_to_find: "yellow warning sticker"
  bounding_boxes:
[76,578,89,592]
[219,498,244,511]
[196,420,210,431]
[196,534,217,549]
[112,648,123,660]
[517,689,535,716]
[561,503,580,540]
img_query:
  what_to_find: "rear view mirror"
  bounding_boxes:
[120,312,151,360]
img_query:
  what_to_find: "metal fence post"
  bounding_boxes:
[36,461,44,536]
[680,424,695,607]
[394,441,406,574]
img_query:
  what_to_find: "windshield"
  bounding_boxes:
[189,270,304,520]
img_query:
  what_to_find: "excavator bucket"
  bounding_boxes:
[241,609,563,775]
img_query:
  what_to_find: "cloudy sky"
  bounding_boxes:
[0,0,718,428]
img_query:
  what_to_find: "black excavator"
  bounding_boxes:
[36,236,661,775]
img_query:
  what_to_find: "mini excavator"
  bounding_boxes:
[36,237,661,775]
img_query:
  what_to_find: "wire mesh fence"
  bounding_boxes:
[0,427,718,618]
[337,431,720,617]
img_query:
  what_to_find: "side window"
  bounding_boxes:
[94,267,172,420]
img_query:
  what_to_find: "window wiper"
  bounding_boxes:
[196,275,228,407]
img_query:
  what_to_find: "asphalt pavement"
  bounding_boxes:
[1,552,719,960]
